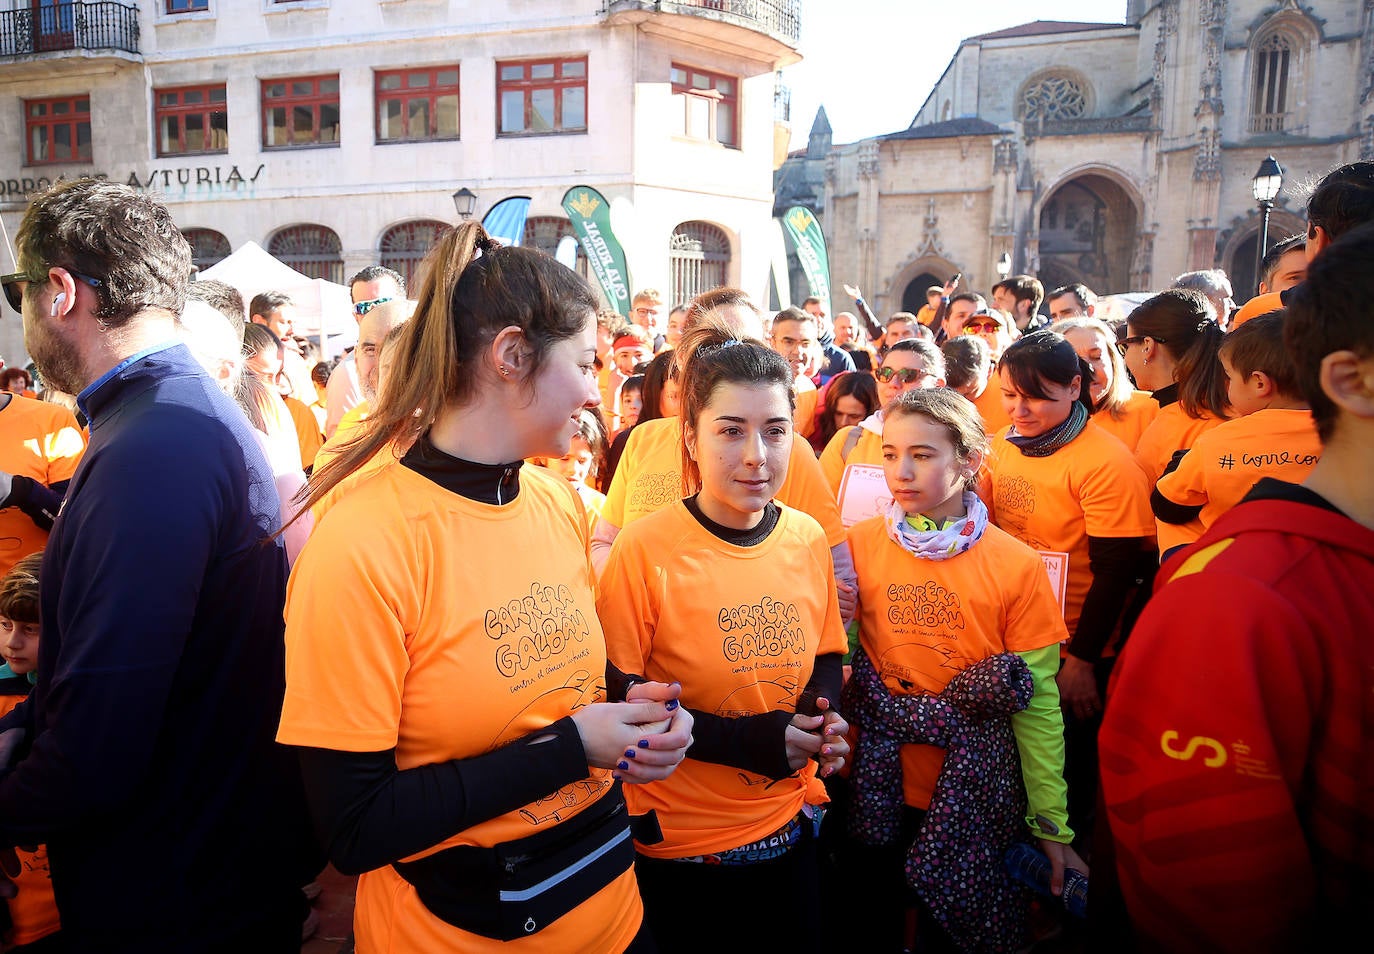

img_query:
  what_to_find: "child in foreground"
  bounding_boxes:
[840,388,1083,953]
[0,552,61,953]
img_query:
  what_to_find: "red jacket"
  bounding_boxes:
[1099,481,1374,953]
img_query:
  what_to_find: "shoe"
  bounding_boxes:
[302,880,323,903]
[301,907,321,944]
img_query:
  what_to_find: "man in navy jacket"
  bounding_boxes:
[0,178,320,952]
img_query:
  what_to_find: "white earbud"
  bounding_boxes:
[50,292,66,317]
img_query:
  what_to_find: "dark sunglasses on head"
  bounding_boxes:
[875,366,929,384]
[2,270,102,315]
[354,296,394,316]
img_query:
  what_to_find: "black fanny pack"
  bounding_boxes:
[392,783,638,940]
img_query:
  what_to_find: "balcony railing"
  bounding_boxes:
[0,2,140,58]
[617,1,801,45]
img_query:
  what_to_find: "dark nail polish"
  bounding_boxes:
[665,699,679,711]
[612,772,622,781]
[625,749,637,759]
[617,760,629,771]
[638,739,650,748]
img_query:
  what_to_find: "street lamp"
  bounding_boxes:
[996,251,1012,279]
[452,187,477,221]
[1251,155,1284,296]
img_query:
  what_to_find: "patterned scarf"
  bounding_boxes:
[841,647,1035,953]
[1005,399,1089,457]
[882,491,988,561]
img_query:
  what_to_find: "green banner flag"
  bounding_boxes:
[561,186,633,318]
[780,205,831,305]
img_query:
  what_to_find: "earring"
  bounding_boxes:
[498,365,510,376]
[1143,357,1150,366]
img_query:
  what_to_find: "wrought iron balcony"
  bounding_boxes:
[0,2,140,58]
[605,0,802,47]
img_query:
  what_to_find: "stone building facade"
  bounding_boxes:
[812,1,1370,319]
[0,0,801,363]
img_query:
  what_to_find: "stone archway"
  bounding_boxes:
[1038,173,1139,296]
[901,272,942,314]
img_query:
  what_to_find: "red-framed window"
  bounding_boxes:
[671,64,737,147]
[165,0,208,12]
[496,57,586,136]
[376,66,460,143]
[155,84,228,156]
[25,95,91,166]
[261,75,340,148]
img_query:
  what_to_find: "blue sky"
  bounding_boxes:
[785,1,1130,149]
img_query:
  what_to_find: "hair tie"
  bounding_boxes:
[719,338,742,349]
[1196,318,1215,334]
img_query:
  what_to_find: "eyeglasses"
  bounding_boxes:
[875,366,930,384]
[1115,334,1166,357]
[353,296,394,316]
[2,270,103,315]
[962,321,1001,334]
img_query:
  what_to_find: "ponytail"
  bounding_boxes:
[1128,289,1229,419]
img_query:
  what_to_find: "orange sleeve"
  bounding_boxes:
[778,435,846,546]
[1155,441,1209,508]
[818,426,853,498]
[41,405,86,484]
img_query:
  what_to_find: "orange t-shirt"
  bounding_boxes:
[278,463,639,954]
[1093,390,1160,454]
[846,517,1067,809]
[794,377,818,440]
[1229,290,1284,329]
[0,395,86,577]
[819,424,880,500]
[283,394,324,470]
[600,416,844,546]
[597,501,847,857]
[1134,402,1225,485]
[1154,408,1320,549]
[989,422,1153,632]
[0,693,60,947]
[973,381,1013,438]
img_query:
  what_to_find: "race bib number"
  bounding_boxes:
[1037,550,1069,616]
[838,464,890,527]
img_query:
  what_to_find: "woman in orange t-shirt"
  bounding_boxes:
[989,331,1154,845]
[1052,316,1159,453]
[598,319,850,954]
[841,389,1083,953]
[809,369,879,457]
[277,224,693,954]
[1122,289,1231,484]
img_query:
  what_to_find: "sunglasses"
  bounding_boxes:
[353,296,394,316]
[962,321,1001,334]
[1115,334,1166,357]
[875,366,930,384]
[2,270,103,315]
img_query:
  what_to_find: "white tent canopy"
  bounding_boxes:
[196,241,355,355]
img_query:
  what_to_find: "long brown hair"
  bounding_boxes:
[299,222,599,515]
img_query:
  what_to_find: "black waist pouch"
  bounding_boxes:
[392,783,636,940]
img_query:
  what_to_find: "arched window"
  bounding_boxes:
[1018,73,1089,122]
[268,224,343,283]
[1251,32,1293,132]
[669,222,730,305]
[379,220,451,293]
[182,227,230,273]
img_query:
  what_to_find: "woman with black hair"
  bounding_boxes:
[989,330,1153,856]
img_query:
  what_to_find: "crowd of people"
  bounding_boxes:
[0,160,1365,954]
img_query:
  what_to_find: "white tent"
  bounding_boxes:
[197,241,355,356]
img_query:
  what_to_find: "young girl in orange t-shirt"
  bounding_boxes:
[277,224,693,954]
[840,389,1083,953]
[597,319,850,954]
